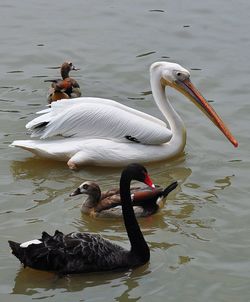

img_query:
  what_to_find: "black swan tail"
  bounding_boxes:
[8,241,25,264]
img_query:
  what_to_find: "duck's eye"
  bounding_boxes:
[82,184,89,190]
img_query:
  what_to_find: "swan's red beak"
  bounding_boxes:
[144,173,155,190]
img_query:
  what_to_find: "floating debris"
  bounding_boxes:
[127,97,145,100]
[46,66,60,69]
[0,98,14,103]
[136,51,156,58]
[32,75,48,78]
[228,159,242,163]
[27,103,42,107]
[0,109,20,113]
[141,90,152,96]
[7,70,24,74]
[149,9,165,13]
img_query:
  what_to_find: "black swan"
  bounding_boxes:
[8,163,156,274]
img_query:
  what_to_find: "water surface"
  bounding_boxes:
[0,1,249,301]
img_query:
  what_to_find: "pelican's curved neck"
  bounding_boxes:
[120,171,150,263]
[150,66,186,152]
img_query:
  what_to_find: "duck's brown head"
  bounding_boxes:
[70,181,101,207]
[61,61,80,79]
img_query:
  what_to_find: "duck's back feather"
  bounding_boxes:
[91,182,177,217]
[97,205,149,218]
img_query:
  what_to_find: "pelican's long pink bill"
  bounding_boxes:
[175,78,238,147]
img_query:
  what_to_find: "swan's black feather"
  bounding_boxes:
[9,230,130,274]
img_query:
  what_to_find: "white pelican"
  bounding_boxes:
[11,62,238,169]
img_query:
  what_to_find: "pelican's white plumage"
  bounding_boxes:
[26,98,171,143]
[11,62,238,169]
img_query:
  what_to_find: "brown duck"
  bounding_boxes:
[45,61,81,104]
[70,179,178,217]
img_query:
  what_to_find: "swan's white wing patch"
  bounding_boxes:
[20,239,42,248]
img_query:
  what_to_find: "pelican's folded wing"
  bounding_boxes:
[26,97,172,145]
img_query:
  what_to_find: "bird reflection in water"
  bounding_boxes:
[11,263,150,301]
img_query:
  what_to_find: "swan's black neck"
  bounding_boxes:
[120,170,150,264]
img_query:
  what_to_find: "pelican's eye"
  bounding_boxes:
[174,70,189,81]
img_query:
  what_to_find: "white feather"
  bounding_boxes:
[97,205,144,218]
[26,98,172,144]
[11,137,181,167]
[20,239,42,248]
[35,97,166,127]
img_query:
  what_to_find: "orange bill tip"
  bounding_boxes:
[181,79,238,148]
